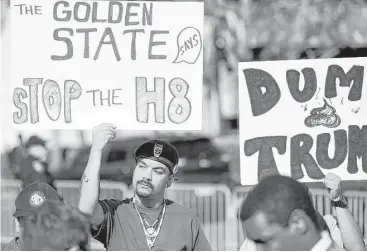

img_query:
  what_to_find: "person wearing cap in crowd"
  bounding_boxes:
[239,175,343,251]
[78,123,212,251]
[4,181,63,251]
[16,135,53,187]
[22,200,90,251]
[239,173,366,251]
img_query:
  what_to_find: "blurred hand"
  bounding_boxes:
[324,173,342,201]
[91,123,117,151]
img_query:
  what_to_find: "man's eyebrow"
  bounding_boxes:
[138,160,148,167]
[153,166,166,171]
[138,161,166,170]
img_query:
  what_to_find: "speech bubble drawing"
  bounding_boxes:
[173,27,202,64]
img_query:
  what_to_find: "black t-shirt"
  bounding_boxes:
[90,198,212,251]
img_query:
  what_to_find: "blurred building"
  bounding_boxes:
[207,0,367,133]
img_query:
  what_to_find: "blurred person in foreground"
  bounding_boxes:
[78,123,211,251]
[239,173,366,251]
[15,135,54,187]
[22,200,90,251]
[4,181,62,251]
[239,175,342,251]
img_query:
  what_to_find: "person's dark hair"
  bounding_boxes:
[25,135,46,149]
[22,200,90,251]
[240,175,320,230]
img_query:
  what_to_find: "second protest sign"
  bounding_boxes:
[238,57,367,185]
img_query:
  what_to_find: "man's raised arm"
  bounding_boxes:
[324,173,365,251]
[78,123,117,216]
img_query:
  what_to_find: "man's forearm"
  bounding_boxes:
[78,147,102,216]
[335,207,365,251]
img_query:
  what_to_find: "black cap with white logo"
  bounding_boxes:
[134,140,179,174]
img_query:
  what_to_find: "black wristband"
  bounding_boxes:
[331,195,348,208]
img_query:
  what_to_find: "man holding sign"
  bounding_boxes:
[239,175,343,251]
[322,173,366,250]
[78,124,211,251]
[239,174,366,251]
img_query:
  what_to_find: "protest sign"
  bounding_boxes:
[238,57,367,185]
[10,0,203,130]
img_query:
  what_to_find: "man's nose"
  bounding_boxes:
[142,167,153,180]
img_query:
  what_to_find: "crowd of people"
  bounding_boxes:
[2,123,366,251]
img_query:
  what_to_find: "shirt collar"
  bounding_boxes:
[311,231,333,251]
[5,237,22,251]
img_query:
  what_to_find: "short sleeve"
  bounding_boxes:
[191,216,212,251]
[90,199,122,248]
[323,214,343,249]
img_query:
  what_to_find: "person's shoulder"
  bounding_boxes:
[239,238,258,251]
[99,198,132,211]
[4,237,21,251]
[166,199,197,218]
[118,198,133,208]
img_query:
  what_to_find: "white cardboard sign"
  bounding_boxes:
[11,0,204,130]
[239,57,367,185]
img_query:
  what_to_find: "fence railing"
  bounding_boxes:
[53,180,132,208]
[1,179,366,250]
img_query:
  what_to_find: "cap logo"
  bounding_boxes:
[153,143,163,157]
[29,191,46,207]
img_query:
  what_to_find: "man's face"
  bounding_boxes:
[15,217,26,239]
[243,211,303,251]
[28,145,48,162]
[132,158,172,198]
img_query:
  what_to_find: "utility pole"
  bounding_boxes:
[214,17,229,134]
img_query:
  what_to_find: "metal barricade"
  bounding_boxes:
[233,186,367,249]
[54,180,131,208]
[54,180,132,251]
[232,186,252,250]
[1,179,365,251]
[1,179,23,243]
[165,183,232,251]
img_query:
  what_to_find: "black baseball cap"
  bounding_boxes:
[13,181,62,218]
[25,135,46,149]
[134,140,179,174]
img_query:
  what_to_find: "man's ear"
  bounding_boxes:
[287,209,309,235]
[167,174,174,188]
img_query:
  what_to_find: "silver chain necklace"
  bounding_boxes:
[132,198,166,251]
